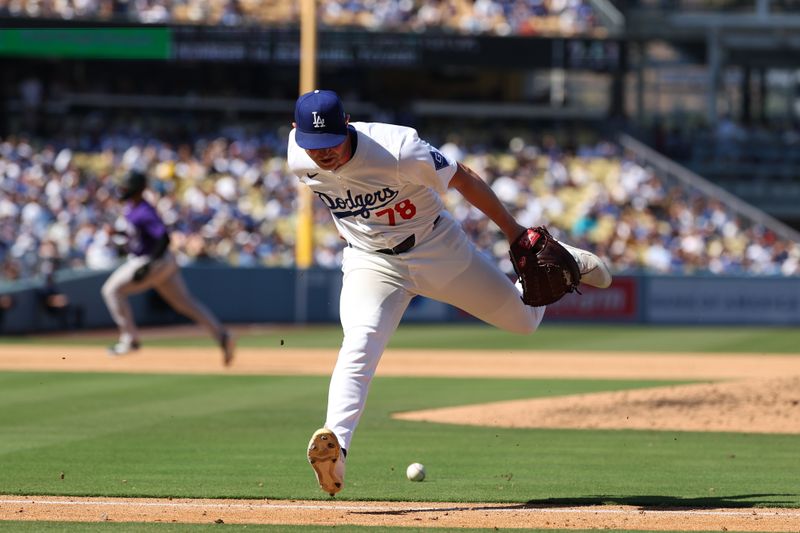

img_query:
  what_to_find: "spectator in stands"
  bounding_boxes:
[715,114,746,162]
[0,0,602,36]
[0,293,14,332]
[18,76,43,134]
[37,269,85,330]
[1,120,798,280]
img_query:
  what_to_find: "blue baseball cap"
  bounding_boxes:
[294,89,348,149]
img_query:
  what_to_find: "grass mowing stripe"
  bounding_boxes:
[0,372,798,507]
[0,374,324,455]
[4,324,800,353]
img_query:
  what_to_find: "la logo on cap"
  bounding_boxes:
[294,89,348,149]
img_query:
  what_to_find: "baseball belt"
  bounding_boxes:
[375,215,441,255]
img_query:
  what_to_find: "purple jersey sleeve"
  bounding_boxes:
[124,200,167,256]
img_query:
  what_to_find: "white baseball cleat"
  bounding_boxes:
[107,340,140,356]
[307,428,345,496]
[559,242,613,289]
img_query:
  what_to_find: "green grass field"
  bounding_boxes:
[1,324,799,532]
[1,370,797,505]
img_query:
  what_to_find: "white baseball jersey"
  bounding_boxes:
[287,122,457,252]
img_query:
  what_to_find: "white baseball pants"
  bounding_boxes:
[101,252,225,345]
[326,214,546,450]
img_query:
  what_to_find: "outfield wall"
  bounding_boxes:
[1,267,798,334]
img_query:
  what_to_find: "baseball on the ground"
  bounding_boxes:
[406,462,426,482]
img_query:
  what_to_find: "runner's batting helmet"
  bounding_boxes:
[118,170,147,200]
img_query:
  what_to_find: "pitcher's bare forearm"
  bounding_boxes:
[448,162,525,243]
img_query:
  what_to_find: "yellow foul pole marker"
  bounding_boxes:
[296,0,317,269]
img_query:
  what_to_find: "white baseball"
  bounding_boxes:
[406,462,426,482]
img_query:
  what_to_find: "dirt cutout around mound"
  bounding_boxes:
[395,375,800,434]
[1,339,800,530]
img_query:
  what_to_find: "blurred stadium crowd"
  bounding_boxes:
[2,123,798,282]
[651,115,800,182]
[0,0,600,36]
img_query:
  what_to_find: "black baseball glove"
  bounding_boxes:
[509,226,581,307]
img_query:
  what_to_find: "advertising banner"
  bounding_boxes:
[646,277,800,325]
[171,27,621,71]
[547,276,638,321]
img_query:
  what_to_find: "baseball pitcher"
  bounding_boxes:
[287,90,612,496]
[101,170,235,366]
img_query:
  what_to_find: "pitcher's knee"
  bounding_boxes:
[508,304,546,335]
[512,318,540,335]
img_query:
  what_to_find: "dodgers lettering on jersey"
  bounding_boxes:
[316,187,399,219]
[287,122,458,251]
